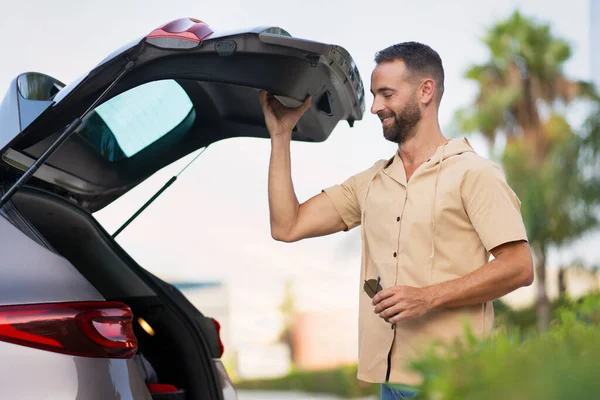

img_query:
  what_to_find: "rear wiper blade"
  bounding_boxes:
[0,61,136,209]
[112,146,208,239]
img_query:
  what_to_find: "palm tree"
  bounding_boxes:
[455,11,600,332]
[278,280,297,364]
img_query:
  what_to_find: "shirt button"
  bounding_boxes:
[393,252,397,258]
[396,216,400,222]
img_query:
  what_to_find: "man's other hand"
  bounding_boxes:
[372,285,433,323]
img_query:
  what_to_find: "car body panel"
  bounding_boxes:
[0,341,152,400]
[0,72,64,151]
[0,205,103,306]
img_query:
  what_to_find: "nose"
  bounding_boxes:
[371,95,385,115]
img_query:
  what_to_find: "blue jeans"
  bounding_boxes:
[380,384,418,399]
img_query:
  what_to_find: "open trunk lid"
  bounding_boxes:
[0,18,365,212]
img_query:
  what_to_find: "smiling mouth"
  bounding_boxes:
[381,116,394,125]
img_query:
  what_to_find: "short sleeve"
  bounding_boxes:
[462,163,528,252]
[322,161,383,231]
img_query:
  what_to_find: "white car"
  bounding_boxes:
[0,17,365,400]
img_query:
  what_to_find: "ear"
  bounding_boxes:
[419,78,436,106]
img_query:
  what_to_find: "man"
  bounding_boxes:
[259,42,534,399]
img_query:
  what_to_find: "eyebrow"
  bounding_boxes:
[369,87,396,95]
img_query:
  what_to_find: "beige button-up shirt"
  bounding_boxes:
[323,137,528,385]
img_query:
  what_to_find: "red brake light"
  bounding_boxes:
[147,384,180,393]
[212,318,224,358]
[0,302,137,358]
[146,18,214,43]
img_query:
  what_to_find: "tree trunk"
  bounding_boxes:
[558,267,567,298]
[485,136,495,158]
[534,244,550,332]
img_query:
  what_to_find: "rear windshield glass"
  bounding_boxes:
[77,80,194,162]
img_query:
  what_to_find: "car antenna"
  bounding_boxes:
[112,145,209,239]
[0,61,136,210]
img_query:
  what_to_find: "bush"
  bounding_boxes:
[492,296,573,335]
[398,293,600,400]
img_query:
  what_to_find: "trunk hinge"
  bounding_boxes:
[0,61,135,209]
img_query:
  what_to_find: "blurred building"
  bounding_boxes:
[235,343,291,379]
[291,309,358,370]
[502,266,600,309]
[173,280,294,380]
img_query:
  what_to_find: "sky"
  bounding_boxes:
[1,0,598,343]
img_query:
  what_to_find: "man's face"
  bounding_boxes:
[370,60,422,144]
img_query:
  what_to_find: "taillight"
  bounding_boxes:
[146,18,214,43]
[212,318,224,358]
[0,302,137,358]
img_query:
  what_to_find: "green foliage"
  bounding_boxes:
[493,298,547,334]
[396,293,600,400]
[500,113,600,247]
[481,11,571,79]
[456,87,521,137]
[492,293,598,335]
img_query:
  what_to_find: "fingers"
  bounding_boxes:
[389,311,413,324]
[378,303,404,321]
[258,90,271,113]
[372,288,395,306]
[373,297,393,314]
[259,91,312,113]
[298,94,313,114]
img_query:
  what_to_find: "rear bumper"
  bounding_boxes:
[0,341,152,399]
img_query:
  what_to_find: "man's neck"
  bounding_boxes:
[398,118,447,166]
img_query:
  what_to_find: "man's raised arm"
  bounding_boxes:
[259,91,347,242]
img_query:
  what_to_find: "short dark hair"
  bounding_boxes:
[375,42,445,103]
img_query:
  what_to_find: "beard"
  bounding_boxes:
[380,93,421,144]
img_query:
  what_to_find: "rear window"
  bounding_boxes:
[77,80,194,162]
